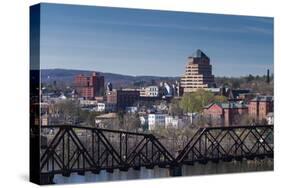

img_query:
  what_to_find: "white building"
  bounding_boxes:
[165,116,186,129]
[165,115,173,127]
[206,88,221,94]
[140,86,159,97]
[79,99,97,106]
[96,102,116,112]
[97,103,106,112]
[267,112,274,125]
[148,113,166,130]
[139,115,148,129]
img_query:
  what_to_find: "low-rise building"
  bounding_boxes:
[96,102,116,112]
[79,99,97,107]
[116,89,140,110]
[140,86,159,97]
[226,89,252,101]
[44,92,68,103]
[165,115,186,129]
[97,103,105,112]
[248,96,273,121]
[107,89,140,110]
[203,102,248,126]
[148,113,166,130]
[205,88,221,94]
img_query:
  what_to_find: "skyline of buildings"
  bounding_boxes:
[39,46,274,129]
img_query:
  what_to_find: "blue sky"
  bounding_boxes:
[40,3,273,77]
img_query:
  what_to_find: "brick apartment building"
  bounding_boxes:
[248,96,273,121]
[117,89,140,110]
[203,102,248,126]
[180,49,215,93]
[74,72,104,100]
[106,89,140,110]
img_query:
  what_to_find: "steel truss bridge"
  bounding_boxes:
[40,125,273,184]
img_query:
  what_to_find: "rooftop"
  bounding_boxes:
[229,89,251,99]
[190,49,209,60]
[204,102,248,109]
[251,96,273,102]
[96,113,117,119]
[267,112,274,117]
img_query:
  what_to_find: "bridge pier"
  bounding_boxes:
[62,171,71,177]
[145,164,155,169]
[77,171,85,176]
[91,169,101,174]
[169,165,182,177]
[119,166,129,172]
[106,168,114,173]
[133,166,141,170]
[40,174,54,185]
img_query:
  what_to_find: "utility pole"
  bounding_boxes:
[266,69,270,83]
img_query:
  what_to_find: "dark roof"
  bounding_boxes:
[204,102,247,109]
[221,102,247,109]
[251,96,273,102]
[190,49,209,60]
[229,89,251,99]
[204,103,215,109]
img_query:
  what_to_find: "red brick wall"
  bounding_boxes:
[259,101,273,120]
[204,104,248,126]
[248,100,273,121]
[74,73,104,99]
[203,104,223,118]
[248,101,258,118]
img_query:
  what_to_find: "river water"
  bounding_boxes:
[53,159,273,184]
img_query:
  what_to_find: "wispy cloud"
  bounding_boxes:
[80,19,273,36]
[246,17,273,25]
[245,26,273,35]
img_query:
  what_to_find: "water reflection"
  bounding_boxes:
[54,159,273,184]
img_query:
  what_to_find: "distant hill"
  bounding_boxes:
[41,69,179,88]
